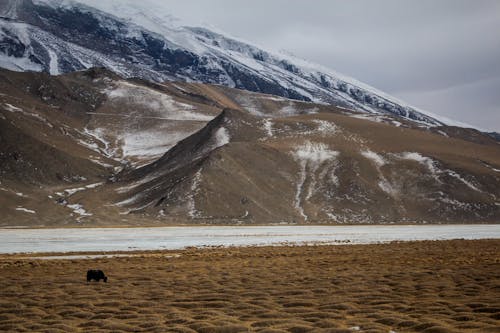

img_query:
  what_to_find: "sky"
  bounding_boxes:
[81,0,500,131]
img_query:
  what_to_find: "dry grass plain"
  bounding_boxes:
[0,240,499,333]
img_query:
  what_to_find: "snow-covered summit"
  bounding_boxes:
[0,0,474,128]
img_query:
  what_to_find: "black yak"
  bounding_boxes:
[87,269,108,282]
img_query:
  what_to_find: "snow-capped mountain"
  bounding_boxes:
[0,0,460,128]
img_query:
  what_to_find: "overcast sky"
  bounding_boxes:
[144,0,497,132]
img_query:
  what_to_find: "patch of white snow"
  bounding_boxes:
[187,168,203,218]
[263,118,273,137]
[67,204,92,217]
[293,141,339,220]
[214,127,230,148]
[47,48,60,75]
[15,207,36,214]
[361,150,386,167]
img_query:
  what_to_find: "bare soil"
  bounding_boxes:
[0,240,499,332]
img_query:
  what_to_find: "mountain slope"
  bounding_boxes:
[1,68,499,226]
[0,0,465,130]
[115,107,500,224]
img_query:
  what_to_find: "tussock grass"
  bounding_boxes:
[0,240,499,332]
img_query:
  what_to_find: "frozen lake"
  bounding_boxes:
[0,225,499,254]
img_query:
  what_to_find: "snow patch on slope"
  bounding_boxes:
[83,80,215,165]
[397,152,443,184]
[314,120,338,135]
[293,141,339,221]
[262,118,273,137]
[63,187,86,196]
[15,207,36,214]
[361,150,386,168]
[295,141,339,163]
[2,103,52,126]
[214,127,230,148]
[82,127,118,160]
[398,152,484,194]
[187,168,203,218]
[119,130,189,162]
[62,182,104,197]
[361,150,398,196]
[105,81,213,121]
[47,48,60,75]
[234,95,266,117]
[67,204,92,217]
[116,193,142,207]
[447,170,483,193]
[398,152,440,177]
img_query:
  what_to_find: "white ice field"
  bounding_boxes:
[1,225,499,254]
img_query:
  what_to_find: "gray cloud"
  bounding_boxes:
[129,0,500,131]
[398,77,500,132]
